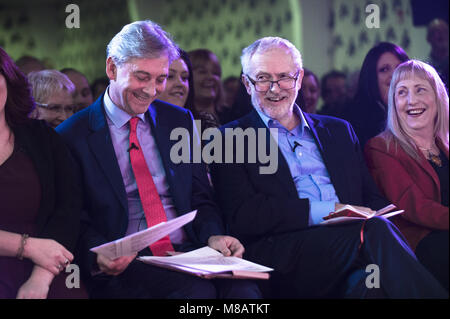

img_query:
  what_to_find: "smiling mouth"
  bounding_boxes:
[266,96,287,102]
[407,108,425,116]
[133,92,150,102]
[170,91,185,97]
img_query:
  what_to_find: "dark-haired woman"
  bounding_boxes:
[0,47,84,298]
[343,42,409,147]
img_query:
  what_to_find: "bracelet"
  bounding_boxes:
[16,234,29,260]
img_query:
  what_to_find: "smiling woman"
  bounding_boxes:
[342,42,409,148]
[157,49,194,109]
[365,60,449,291]
[28,70,76,129]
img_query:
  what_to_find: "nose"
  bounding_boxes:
[407,91,418,105]
[269,81,282,93]
[142,80,159,97]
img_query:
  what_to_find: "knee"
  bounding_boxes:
[170,278,217,299]
[364,216,394,234]
[216,280,262,299]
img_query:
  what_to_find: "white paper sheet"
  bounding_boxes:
[90,210,197,259]
[138,246,274,274]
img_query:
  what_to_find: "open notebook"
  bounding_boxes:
[321,204,404,225]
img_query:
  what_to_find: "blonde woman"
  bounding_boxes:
[365,60,449,291]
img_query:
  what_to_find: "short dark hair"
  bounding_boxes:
[0,47,35,127]
[321,70,346,99]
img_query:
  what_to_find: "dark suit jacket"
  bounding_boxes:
[209,109,388,247]
[12,120,81,251]
[56,95,224,279]
[365,135,449,250]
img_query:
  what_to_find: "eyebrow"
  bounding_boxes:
[134,71,168,77]
[255,71,294,78]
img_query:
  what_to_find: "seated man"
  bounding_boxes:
[56,20,261,299]
[209,36,448,298]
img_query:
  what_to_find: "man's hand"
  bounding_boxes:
[335,203,375,215]
[207,235,245,258]
[96,253,137,276]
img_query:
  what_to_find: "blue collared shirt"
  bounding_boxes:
[255,106,340,225]
[103,88,187,242]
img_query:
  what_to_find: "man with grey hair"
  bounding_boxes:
[210,37,448,298]
[56,20,261,299]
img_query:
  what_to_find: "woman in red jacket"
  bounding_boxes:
[365,60,448,291]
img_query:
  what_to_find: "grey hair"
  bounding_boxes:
[28,70,75,103]
[241,37,303,75]
[107,20,180,66]
[385,59,449,160]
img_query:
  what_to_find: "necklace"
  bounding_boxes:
[418,146,442,167]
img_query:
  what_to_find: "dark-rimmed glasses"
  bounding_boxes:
[245,72,299,92]
[36,102,76,114]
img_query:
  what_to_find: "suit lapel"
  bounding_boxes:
[246,111,298,196]
[87,99,127,210]
[146,103,184,211]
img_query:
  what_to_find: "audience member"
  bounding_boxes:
[227,71,254,122]
[15,55,45,75]
[342,42,409,148]
[209,37,448,298]
[28,70,75,129]
[157,49,194,109]
[365,60,449,291]
[0,47,84,299]
[61,68,94,112]
[223,76,240,108]
[56,20,261,299]
[91,77,109,101]
[426,19,449,88]
[296,68,319,113]
[188,49,232,128]
[318,70,349,117]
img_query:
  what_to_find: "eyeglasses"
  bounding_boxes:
[245,72,299,92]
[36,102,76,114]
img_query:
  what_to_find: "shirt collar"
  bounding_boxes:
[255,103,311,136]
[103,86,146,129]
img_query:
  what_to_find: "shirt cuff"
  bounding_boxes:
[309,201,336,226]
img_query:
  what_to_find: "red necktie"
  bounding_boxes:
[128,117,174,256]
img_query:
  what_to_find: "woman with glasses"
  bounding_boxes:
[28,70,76,129]
[0,47,85,298]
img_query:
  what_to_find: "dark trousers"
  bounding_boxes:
[245,217,448,298]
[88,258,262,299]
[415,230,449,292]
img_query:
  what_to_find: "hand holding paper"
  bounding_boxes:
[90,210,197,259]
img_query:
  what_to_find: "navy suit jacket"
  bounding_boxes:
[209,109,389,246]
[56,95,224,277]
